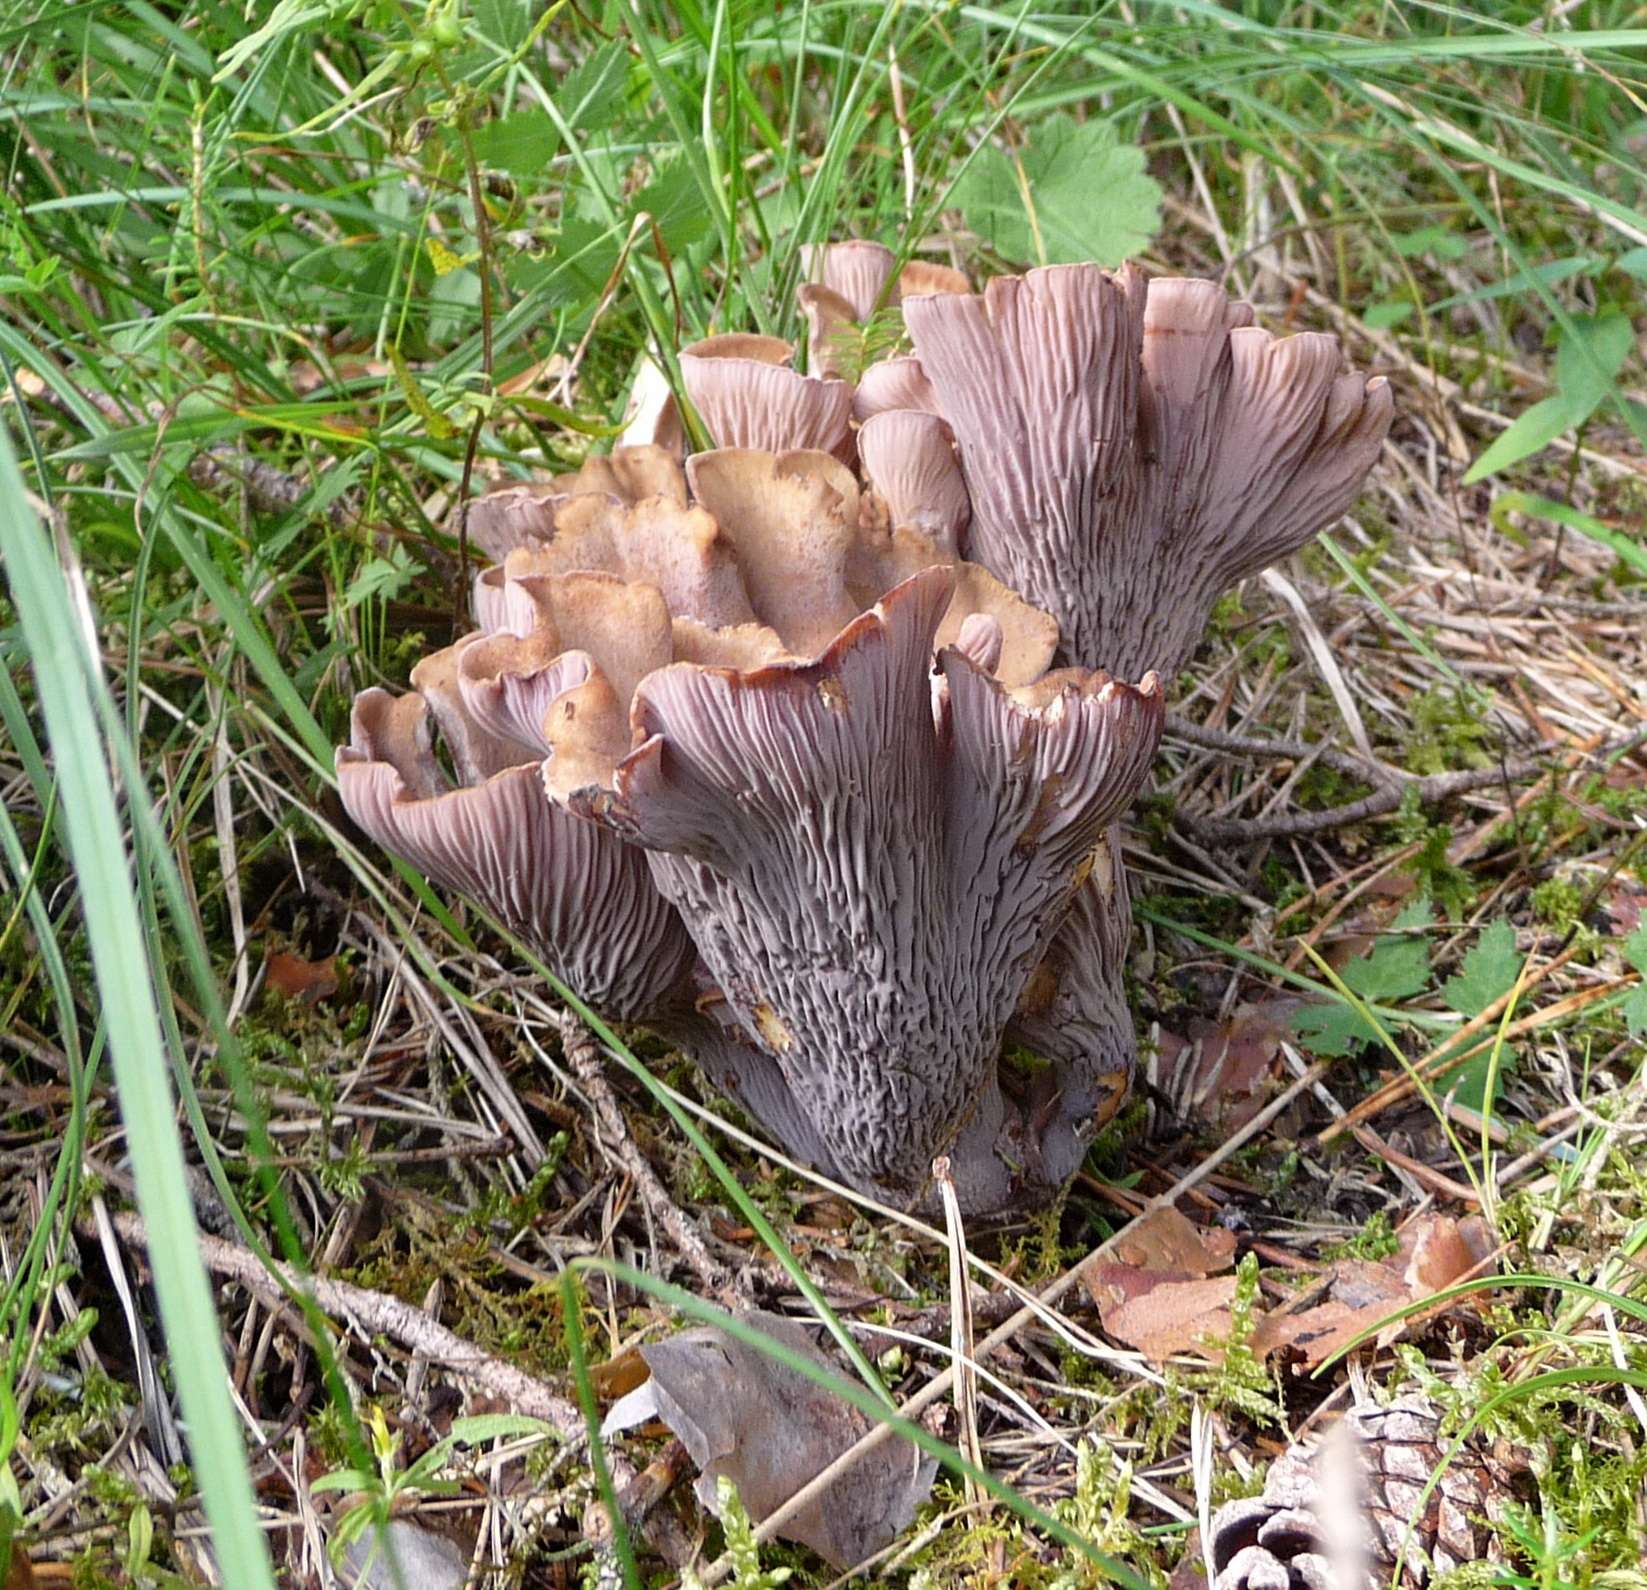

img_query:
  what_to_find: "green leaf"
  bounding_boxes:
[309,1469,374,1495]
[446,1413,561,1445]
[471,109,560,178]
[1342,934,1432,1004]
[213,0,352,82]
[1466,311,1632,484]
[343,547,419,612]
[1429,255,1601,312]
[953,113,1161,268]
[1445,1046,1515,1114]
[1364,301,1416,330]
[1624,927,1647,1037]
[1615,247,1647,281]
[1391,225,1466,260]
[1489,491,1647,579]
[634,154,715,254]
[1290,1000,1382,1058]
[1291,909,1432,1056]
[1463,391,1589,483]
[1554,310,1632,412]
[1441,919,1520,1017]
[558,41,628,133]
[471,0,532,50]
[1624,924,1647,975]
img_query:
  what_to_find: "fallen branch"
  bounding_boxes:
[1167,717,1647,844]
[105,1208,587,1434]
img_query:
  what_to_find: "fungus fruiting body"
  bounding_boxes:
[338,248,1389,1215]
[880,260,1394,680]
[339,443,1162,1213]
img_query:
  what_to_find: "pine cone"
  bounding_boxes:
[1205,1395,1527,1588]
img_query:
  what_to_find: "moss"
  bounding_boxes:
[1324,1208,1400,1261]
[1404,682,1499,776]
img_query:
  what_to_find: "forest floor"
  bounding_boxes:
[2,4,1646,1587]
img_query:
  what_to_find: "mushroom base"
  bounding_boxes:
[647,831,1139,1222]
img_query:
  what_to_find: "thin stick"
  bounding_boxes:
[933,1158,983,1512]
[555,1008,732,1301]
[105,1209,587,1435]
[1175,724,1647,844]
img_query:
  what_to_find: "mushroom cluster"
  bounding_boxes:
[338,243,1390,1216]
[342,444,1163,1213]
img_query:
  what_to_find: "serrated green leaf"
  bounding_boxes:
[633,154,714,253]
[558,41,628,133]
[471,108,559,178]
[1342,934,1432,1004]
[1291,912,1432,1057]
[343,546,419,612]
[1624,984,1647,1038]
[470,0,531,50]
[1622,923,1647,975]
[1441,919,1520,1017]
[1291,999,1384,1058]
[953,113,1161,268]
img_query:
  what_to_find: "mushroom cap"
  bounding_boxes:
[799,240,897,322]
[463,445,687,562]
[896,261,1393,678]
[858,409,970,555]
[678,334,855,459]
[336,668,697,1021]
[852,355,943,424]
[795,243,971,383]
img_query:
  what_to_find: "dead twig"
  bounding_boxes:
[104,1208,589,1435]
[556,1008,736,1302]
[1170,721,1647,843]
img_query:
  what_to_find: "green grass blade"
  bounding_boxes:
[0,427,277,1585]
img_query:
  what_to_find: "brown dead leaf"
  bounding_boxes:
[1110,1205,1237,1275]
[601,1311,934,1569]
[264,949,340,1005]
[1096,1274,1239,1362]
[1253,1215,1496,1369]
[1088,1205,1244,1362]
[286,358,390,396]
[1250,1257,1412,1368]
[1400,1212,1492,1295]
[592,1345,651,1402]
[1160,999,1299,1129]
[497,352,572,398]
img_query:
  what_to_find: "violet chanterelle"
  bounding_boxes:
[338,245,1391,1217]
